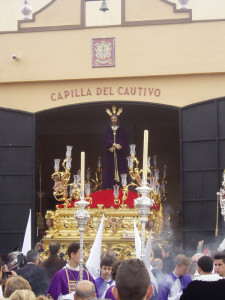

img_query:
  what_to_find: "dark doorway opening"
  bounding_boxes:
[35,102,181,237]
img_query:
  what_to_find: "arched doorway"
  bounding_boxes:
[35,101,181,239]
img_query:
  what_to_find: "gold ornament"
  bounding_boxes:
[106,105,123,117]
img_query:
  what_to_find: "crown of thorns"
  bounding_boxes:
[106,105,123,117]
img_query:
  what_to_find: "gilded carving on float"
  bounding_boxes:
[42,141,168,260]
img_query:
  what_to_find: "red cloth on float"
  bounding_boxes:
[58,189,160,210]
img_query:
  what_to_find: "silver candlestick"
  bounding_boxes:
[74,195,90,280]
[135,176,154,261]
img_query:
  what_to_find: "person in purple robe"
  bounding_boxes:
[157,254,192,300]
[46,242,96,300]
[95,258,114,298]
[104,106,128,188]
[105,260,122,300]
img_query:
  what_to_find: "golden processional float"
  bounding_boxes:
[42,133,169,261]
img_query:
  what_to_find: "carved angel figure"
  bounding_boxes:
[53,174,64,194]
[107,217,123,234]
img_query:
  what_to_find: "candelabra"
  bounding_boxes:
[51,146,73,207]
[51,146,92,207]
[135,177,154,261]
[52,146,90,279]
[85,182,92,204]
[215,170,225,236]
[121,174,129,204]
[122,144,167,205]
[91,156,103,191]
[219,170,225,221]
[126,138,167,261]
[71,172,81,201]
[113,184,120,205]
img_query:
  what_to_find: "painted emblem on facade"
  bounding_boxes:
[92,38,115,67]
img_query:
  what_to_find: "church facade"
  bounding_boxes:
[0,0,225,253]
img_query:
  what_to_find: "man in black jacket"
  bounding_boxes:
[40,241,66,280]
[16,250,49,296]
[161,244,175,274]
[180,255,225,300]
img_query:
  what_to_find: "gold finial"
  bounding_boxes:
[106,105,123,117]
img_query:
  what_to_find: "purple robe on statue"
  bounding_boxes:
[95,276,114,298]
[46,266,96,300]
[104,126,128,188]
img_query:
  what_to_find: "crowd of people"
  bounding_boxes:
[1,239,225,300]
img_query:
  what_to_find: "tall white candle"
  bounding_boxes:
[143,130,149,180]
[81,152,85,195]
